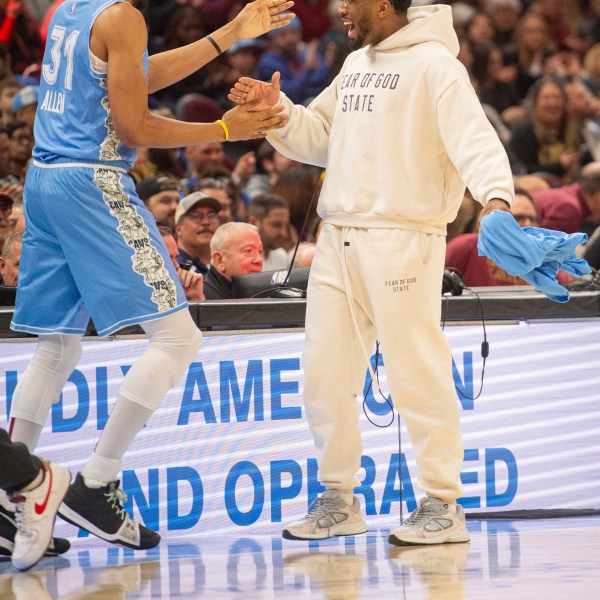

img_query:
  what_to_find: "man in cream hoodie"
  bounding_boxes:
[230,2,514,545]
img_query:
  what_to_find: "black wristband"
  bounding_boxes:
[206,35,223,55]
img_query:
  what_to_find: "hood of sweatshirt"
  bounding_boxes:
[374,4,459,57]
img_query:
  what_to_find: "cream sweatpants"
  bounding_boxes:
[303,224,464,502]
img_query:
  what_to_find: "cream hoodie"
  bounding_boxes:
[267,4,514,235]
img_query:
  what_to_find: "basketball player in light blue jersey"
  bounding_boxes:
[6,0,294,552]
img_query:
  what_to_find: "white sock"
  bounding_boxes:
[82,397,153,486]
[9,420,43,453]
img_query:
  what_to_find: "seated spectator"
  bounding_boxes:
[158,224,205,301]
[487,0,523,50]
[0,189,12,246]
[181,141,233,191]
[509,77,583,180]
[11,85,37,129]
[136,176,180,229]
[244,140,300,200]
[7,199,23,233]
[293,241,316,267]
[0,229,20,286]
[512,12,553,99]
[193,176,236,224]
[248,193,291,270]
[6,120,33,182]
[513,173,551,193]
[583,225,600,269]
[579,0,600,53]
[466,12,496,46]
[175,191,221,274]
[271,166,322,241]
[203,222,263,300]
[470,42,522,125]
[445,189,570,287]
[255,17,331,105]
[0,78,20,125]
[532,161,600,234]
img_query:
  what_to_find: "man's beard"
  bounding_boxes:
[132,0,149,11]
[348,17,369,51]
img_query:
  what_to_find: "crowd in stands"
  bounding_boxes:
[1,0,600,299]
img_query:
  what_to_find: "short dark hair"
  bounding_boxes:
[389,0,411,14]
[248,193,289,220]
[6,120,29,138]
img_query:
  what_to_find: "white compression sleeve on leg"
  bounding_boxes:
[116,309,202,411]
[82,310,202,484]
[10,334,83,450]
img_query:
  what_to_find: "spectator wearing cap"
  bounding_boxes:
[136,176,180,228]
[5,119,33,182]
[203,222,263,300]
[255,16,332,105]
[175,191,221,274]
[227,39,266,79]
[11,85,38,129]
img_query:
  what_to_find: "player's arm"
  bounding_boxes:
[93,4,288,147]
[147,0,294,93]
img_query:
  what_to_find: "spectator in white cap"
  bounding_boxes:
[174,191,221,274]
[11,85,38,129]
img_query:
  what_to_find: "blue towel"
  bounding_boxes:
[477,210,591,303]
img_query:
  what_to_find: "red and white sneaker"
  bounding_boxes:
[9,459,71,571]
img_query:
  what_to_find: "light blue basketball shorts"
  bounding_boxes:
[11,161,188,337]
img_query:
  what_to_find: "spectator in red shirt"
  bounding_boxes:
[446,188,559,287]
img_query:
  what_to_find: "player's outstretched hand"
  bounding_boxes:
[222,100,288,141]
[233,0,295,40]
[229,72,281,112]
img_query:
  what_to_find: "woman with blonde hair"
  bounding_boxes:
[509,77,586,182]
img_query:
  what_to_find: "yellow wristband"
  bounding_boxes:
[216,119,229,142]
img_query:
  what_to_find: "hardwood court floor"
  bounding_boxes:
[0,517,598,599]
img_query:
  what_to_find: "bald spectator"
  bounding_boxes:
[11,85,38,129]
[203,222,263,300]
[0,230,21,286]
[248,193,291,270]
[158,225,205,301]
[532,162,600,234]
[175,191,221,274]
[136,176,180,228]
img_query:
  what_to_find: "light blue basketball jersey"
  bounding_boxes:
[33,0,148,167]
